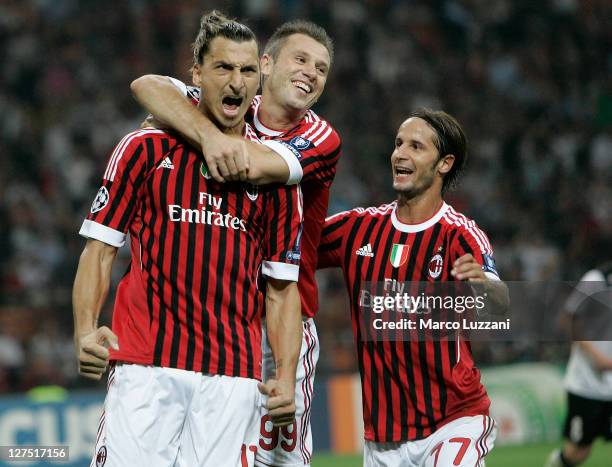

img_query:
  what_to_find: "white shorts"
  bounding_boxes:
[91,363,262,467]
[364,415,496,467]
[256,318,319,466]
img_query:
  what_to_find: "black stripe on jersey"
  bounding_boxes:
[445,230,458,265]
[356,216,389,441]
[402,231,425,438]
[184,153,199,370]
[432,338,445,420]
[168,148,191,367]
[307,171,336,185]
[153,138,172,366]
[144,138,158,327]
[102,144,143,228]
[344,215,368,405]
[417,223,443,433]
[228,188,245,376]
[300,145,341,170]
[306,164,336,184]
[116,146,146,232]
[433,223,457,418]
[443,231,465,399]
[268,187,281,256]
[241,192,260,378]
[458,235,475,256]
[385,229,409,441]
[447,336,457,377]
[322,216,349,237]
[319,237,342,253]
[199,178,213,373]
[282,187,294,254]
[213,195,230,375]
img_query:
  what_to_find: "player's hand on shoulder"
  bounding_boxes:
[258,378,296,427]
[75,326,119,380]
[451,253,486,282]
[200,132,249,183]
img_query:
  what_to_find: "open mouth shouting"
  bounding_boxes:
[222,95,244,118]
[394,165,415,178]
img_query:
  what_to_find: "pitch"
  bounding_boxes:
[312,441,612,466]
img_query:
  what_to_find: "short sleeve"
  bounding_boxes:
[261,185,303,282]
[565,269,606,315]
[451,221,500,280]
[317,209,355,269]
[262,121,342,186]
[79,130,153,247]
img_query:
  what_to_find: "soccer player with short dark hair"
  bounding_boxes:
[318,109,509,466]
[73,11,303,467]
[130,19,340,466]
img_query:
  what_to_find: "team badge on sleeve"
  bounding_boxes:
[289,136,312,151]
[90,186,110,214]
[482,254,498,275]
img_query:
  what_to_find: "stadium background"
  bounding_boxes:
[0,0,610,465]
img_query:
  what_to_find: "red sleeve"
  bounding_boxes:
[78,130,156,247]
[262,121,342,186]
[317,209,355,269]
[261,184,303,282]
[450,222,500,279]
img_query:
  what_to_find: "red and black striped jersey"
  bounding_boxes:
[79,125,302,380]
[170,78,342,318]
[318,201,499,442]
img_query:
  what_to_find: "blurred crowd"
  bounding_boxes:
[0,0,610,392]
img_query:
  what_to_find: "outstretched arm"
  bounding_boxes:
[72,239,119,380]
[130,75,290,184]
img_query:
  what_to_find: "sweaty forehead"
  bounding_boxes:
[205,37,259,65]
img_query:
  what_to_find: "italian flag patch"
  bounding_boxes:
[390,244,409,268]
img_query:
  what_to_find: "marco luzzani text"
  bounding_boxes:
[359,282,510,331]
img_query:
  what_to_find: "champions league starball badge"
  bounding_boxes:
[90,186,110,214]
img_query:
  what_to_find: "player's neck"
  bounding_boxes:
[395,190,444,225]
[199,103,244,136]
[221,121,245,136]
[258,97,305,131]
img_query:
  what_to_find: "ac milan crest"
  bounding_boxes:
[96,445,107,467]
[428,254,444,278]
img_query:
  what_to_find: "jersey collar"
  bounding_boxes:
[252,100,285,137]
[391,202,449,233]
